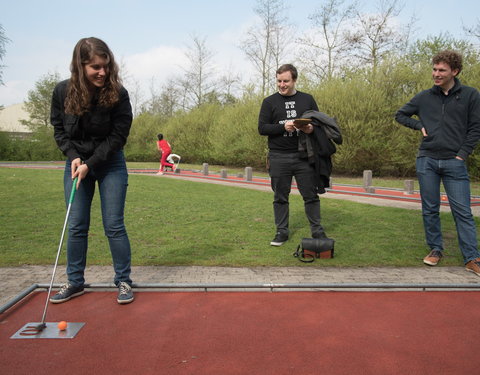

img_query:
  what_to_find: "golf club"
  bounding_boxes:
[35,176,79,332]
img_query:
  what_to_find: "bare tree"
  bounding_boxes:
[141,76,189,116]
[240,0,291,96]
[463,18,480,43]
[158,79,185,117]
[297,0,357,81]
[142,77,158,114]
[218,65,241,104]
[345,0,414,73]
[181,34,217,108]
[126,78,144,118]
[1,24,10,90]
[118,58,144,117]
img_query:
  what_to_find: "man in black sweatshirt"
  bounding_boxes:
[258,64,326,246]
[395,50,480,275]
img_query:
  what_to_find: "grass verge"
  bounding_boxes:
[0,166,471,267]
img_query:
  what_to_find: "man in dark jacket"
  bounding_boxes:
[395,50,480,275]
[258,64,328,246]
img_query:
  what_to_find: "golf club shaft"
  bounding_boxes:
[39,177,78,325]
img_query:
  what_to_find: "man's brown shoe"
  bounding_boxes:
[465,258,480,276]
[423,250,443,266]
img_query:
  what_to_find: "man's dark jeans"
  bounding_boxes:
[268,151,324,237]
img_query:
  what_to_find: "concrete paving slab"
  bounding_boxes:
[2,265,480,309]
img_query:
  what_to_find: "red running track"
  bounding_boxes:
[2,290,479,374]
[132,169,480,206]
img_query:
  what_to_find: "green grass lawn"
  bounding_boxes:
[0,166,473,267]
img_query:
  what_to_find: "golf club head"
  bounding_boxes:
[35,322,47,331]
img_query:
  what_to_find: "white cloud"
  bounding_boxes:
[122,46,186,87]
[121,38,255,98]
[0,80,33,106]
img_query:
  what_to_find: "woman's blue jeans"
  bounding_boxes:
[416,156,479,263]
[64,151,132,287]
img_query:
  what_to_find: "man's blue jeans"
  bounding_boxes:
[416,156,480,263]
[64,151,132,287]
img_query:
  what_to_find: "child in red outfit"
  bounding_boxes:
[156,134,175,174]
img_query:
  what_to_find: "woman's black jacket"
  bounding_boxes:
[50,79,133,169]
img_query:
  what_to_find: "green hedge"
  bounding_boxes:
[6,40,480,179]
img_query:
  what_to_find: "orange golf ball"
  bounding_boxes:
[58,321,67,331]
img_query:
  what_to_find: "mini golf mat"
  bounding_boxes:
[11,322,85,339]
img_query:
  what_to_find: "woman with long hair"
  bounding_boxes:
[50,37,134,304]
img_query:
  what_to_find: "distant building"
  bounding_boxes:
[0,103,31,138]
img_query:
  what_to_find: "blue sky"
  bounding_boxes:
[1,0,479,106]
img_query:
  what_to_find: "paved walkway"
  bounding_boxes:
[2,265,480,308]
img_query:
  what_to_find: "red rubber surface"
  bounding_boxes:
[1,290,479,374]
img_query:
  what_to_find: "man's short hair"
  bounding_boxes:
[276,64,298,80]
[432,50,463,74]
